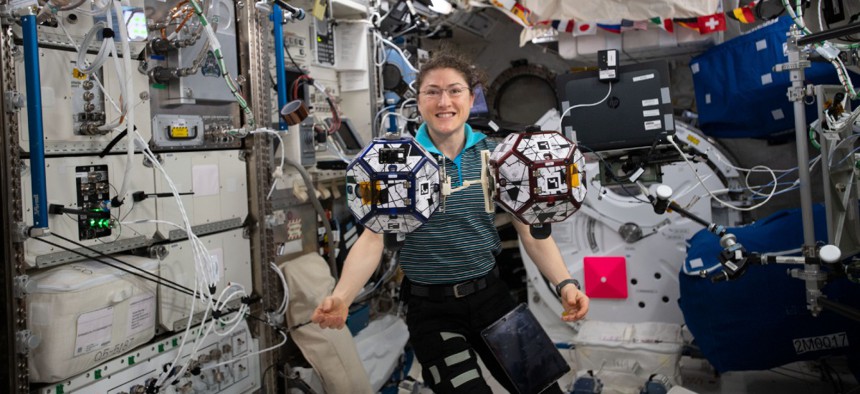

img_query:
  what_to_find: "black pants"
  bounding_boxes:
[403,276,564,394]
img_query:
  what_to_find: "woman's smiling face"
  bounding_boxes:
[417,67,476,139]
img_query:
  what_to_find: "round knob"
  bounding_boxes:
[819,244,841,264]
[655,184,672,200]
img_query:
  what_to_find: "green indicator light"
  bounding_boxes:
[56,384,64,394]
[94,369,102,379]
[89,218,96,227]
[128,356,135,365]
[172,338,179,347]
[158,344,164,352]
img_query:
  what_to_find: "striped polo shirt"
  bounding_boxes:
[399,123,500,285]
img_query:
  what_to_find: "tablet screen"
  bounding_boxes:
[481,303,570,394]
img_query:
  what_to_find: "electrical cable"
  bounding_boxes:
[47,227,237,316]
[245,129,286,199]
[123,130,227,385]
[556,82,612,132]
[827,133,860,168]
[282,154,338,280]
[111,0,136,207]
[270,262,289,315]
[284,43,306,75]
[374,32,418,72]
[781,0,860,98]
[57,18,121,113]
[667,134,778,211]
[33,236,273,372]
[325,138,352,164]
[32,235,199,299]
[576,143,651,204]
[98,128,129,158]
[200,328,288,371]
[187,0,255,127]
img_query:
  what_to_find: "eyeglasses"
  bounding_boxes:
[419,86,470,100]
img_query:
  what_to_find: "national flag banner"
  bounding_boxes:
[511,3,533,26]
[545,20,575,33]
[623,19,648,31]
[573,21,597,36]
[674,17,700,32]
[597,22,622,34]
[650,16,674,33]
[620,19,635,32]
[491,0,516,10]
[563,20,575,33]
[728,1,757,23]
[698,13,726,34]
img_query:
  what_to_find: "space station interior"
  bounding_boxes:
[4,0,860,393]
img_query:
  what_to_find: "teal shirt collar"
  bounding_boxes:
[415,123,485,159]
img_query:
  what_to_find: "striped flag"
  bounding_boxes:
[511,3,533,26]
[650,16,674,33]
[727,1,757,23]
[546,20,576,33]
[562,20,575,33]
[620,19,648,32]
[674,17,700,32]
[597,23,622,34]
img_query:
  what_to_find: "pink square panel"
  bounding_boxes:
[583,256,628,299]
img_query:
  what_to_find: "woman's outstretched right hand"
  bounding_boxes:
[311,296,349,329]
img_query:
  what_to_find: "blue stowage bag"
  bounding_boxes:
[679,204,860,372]
[690,16,856,139]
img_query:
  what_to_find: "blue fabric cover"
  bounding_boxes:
[690,16,854,138]
[679,205,860,372]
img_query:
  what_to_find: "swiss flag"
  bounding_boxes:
[697,13,726,34]
[573,22,597,36]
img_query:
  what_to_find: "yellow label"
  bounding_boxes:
[686,134,700,146]
[72,68,87,80]
[312,0,326,20]
[569,164,580,188]
[170,126,190,138]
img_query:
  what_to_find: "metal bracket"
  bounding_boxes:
[15,330,40,355]
[148,244,168,260]
[265,210,286,229]
[4,90,24,112]
[0,4,13,18]
[13,275,33,298]
[786,85,812,102]
[12,222,28,242]
[28,226,50,238]
[789,265,828,316]
[774,60,812,73]
[142,153,163,168]
[788,267,826,282]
